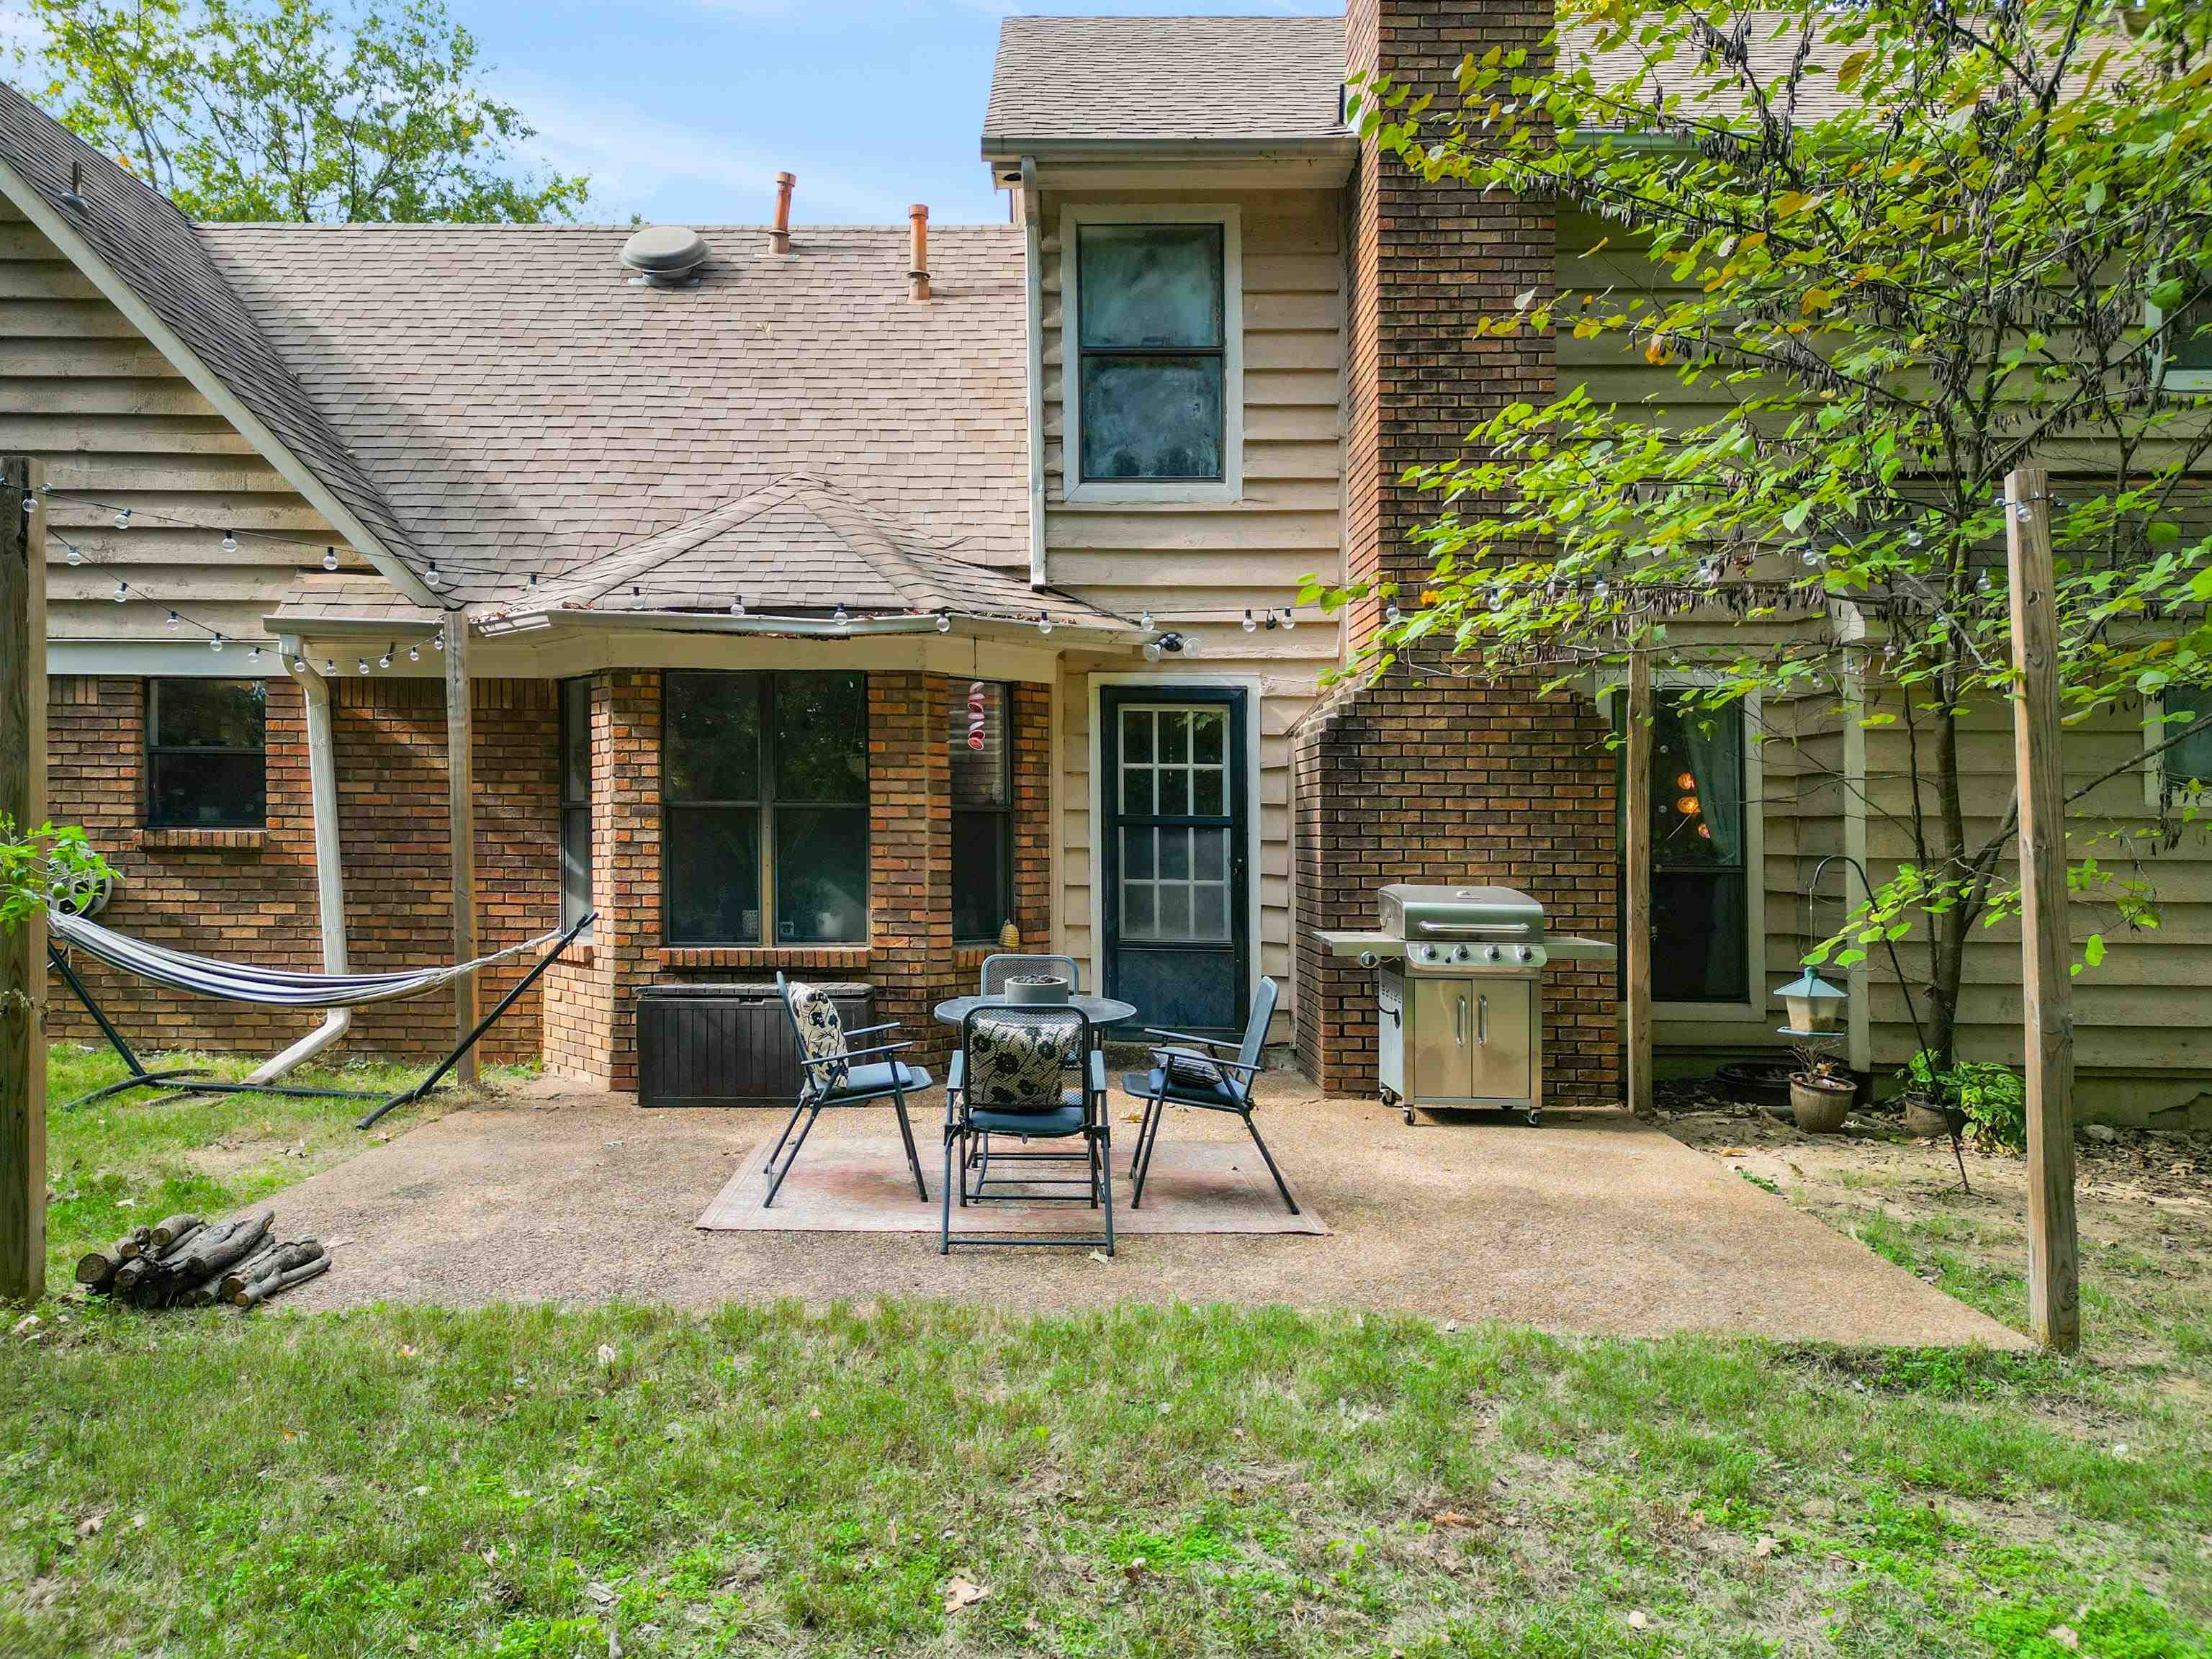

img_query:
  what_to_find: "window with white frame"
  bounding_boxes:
[2151,269,2212,393]
[2149,689,2212,801]
[1064,208,1241,500]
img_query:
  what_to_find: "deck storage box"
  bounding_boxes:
[636,982,874,1107]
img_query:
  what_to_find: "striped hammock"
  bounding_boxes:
[47,907,570,1009]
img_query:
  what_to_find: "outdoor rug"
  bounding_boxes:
[697,1134,1329,1236]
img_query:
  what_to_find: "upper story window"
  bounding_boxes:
[662,671,868,947]
[1064,207,1243,503]
[146,678,266,829]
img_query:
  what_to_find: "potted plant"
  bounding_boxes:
[1788,1046,1854,1133]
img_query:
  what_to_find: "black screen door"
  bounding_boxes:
[1100,687,1250,1034]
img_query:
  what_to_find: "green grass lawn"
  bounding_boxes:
[3,1049,2208,1658]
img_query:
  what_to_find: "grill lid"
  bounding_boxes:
[1379,884,1544,940]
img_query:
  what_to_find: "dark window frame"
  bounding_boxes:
[1074,220,1228,485]
[950,680,1017,946]
[145,677,267,830]
[1614,689,1753,1007]
[558,678,593,935]
[660,670,870,948]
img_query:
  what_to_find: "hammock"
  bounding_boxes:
[48,906,566,1009]
[45,907,596,1127]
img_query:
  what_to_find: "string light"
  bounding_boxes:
[427,563,442,588]
[408,644,421,662]
[1138,609,1152,631]
[209,634,223,653]
[113,507,130,531]
[379,648,393,670]
[65,542,82,566]
[19,487,33,515]
[246,646,260,664]
[433,631,445,652]
[1143,639,1164,662]
[112,580,127,603]
[166,610,179,631]
[322,546,339,572]
[731,594,747,616]
[935,611,951,633]
[1036,608,1053,637]
[1281,608,1295,630]
[832,603,850,630]
[220,527,238,554]
[1242,608,1258,634]
[357,657,370,675]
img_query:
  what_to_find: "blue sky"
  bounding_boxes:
[468,0,1340,227]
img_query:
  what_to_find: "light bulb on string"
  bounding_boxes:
[114,507,130,531]
[731,594,747,616]
[220,527,238,554]
[323,660,337,675]
[379,649,392,670]
[19,487,33,515]
[433,631,445,652]
[210,634,223,654]
[1281,607,1295,630]
[112,580,127,603]
[357,657,370,676]
[290,657,305,673]
[832,603,850,630]
[428,564,442,589]
[408,644,421,662]
[323,546,339,572]
[935,611,951,633]
[1138,610,1152,631]
[1143,640,1164,663]
[1036,609,1053,637]
[1242,608,1258,634]
[1385,602,1401,626]
[65,543,82,567]
[246,646,260,665]
[166,610,179,631]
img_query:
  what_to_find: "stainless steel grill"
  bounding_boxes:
[1316,884,1615,1125]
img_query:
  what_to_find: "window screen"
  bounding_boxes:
[146,678,266,829]
[1076,223,1226,482]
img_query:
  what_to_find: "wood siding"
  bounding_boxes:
[1040,186,1347,1020]
[0,202,354,646]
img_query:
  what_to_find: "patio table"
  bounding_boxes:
[931,994,1137,1035]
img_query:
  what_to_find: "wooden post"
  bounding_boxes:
[444,616,478,1085]
[1624,630,1654,1114]
[1,456,46,1302]
[2005,464,2079,1352]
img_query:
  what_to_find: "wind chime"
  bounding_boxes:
[966,680,987,751]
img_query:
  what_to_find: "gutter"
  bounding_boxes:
[247,651,351,1083]
[1022,155,1048,590]
[473,608,1139,644]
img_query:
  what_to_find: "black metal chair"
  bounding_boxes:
[765,972,930,1208]
[942,1004,1112,1254]
[1122,976,1296,1214]
[979,952,1082,996]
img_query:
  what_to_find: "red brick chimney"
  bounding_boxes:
[1341,0,1557,653]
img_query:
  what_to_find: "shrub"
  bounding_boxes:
[1900,1051,2027,1151]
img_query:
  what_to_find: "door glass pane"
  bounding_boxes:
[665,672,760,802]
[1123,881,1156,938]
[773,673,866,802]
[1123,827,1155,879]
[1121,765,1154,816]
[1192,711,1224,763]
[1076,224,1224,349]
[951,811,1010,944]
[1159,827,1190,881]
[1080,357,1223,482]
[1192,768,1223,816]
[1160,713,1190,764]
[1156,767,1190,817]
[1192,827,1228,881]
[1654,873,1748,1002]
[1122,708,1153,764]
[775,806,867,943]
[1617,693,1749,1002]
[1192,884,1228,940]
[1156,884,1192,939]
[665,806,760,943]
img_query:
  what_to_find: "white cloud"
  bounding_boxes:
[497,71,908,225]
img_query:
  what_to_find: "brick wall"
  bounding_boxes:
[1292,0,1619,1104]
[541,670,1056,1092]
[45,673,559,1065]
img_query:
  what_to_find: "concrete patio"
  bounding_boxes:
[268,1071,2026,1347]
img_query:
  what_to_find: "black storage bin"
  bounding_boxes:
[637,982,873,1107]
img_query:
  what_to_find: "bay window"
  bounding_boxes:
[662,671,868,946]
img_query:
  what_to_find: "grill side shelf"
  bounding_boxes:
[1543,935,1619,962]
[1313,930,1405,960]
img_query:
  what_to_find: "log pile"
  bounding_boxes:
[73,1211,330,1309]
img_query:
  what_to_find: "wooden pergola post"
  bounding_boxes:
[444,616,477,1085]
[1,455,47,1303]
[1625,628,1654,1114]
[2005,464,2080,1352]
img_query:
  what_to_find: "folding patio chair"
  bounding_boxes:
[1123,976,1297,1214]
[978,953,1082,996]
[764,972,930,1208]
[942,1004,1113,1254]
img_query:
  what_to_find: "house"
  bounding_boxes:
[1,4,2202,1125]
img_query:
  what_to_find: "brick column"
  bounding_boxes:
[868,674,957,1068]
[1010,680,1052,948]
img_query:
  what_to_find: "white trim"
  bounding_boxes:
[1599,673,1768,1025]
[1059,203,1244,506]
[2147,287,2212,395]
[1022,157,1050,588]
[1085,672,1266,1016]
[2143,691,2212,809]
[0,157,441,611]
[46,638,291,676]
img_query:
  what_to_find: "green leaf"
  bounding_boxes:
[2085,933,2105,967]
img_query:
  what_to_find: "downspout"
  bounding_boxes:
[1022,155,1048,590]
[246,652,351,1082]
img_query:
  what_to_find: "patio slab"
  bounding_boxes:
[267,1073,2028,1346]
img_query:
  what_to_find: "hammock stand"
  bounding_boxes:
[46,909,596,1128]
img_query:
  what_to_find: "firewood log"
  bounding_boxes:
[116,1226,153,1261]
[112,1256,150,1296]
[161,1210,271,1283]
[225,1241,323,1303]
[239,1254,329,1307]
[217,1243,285,1301]
[150,1213,200,1248]
[74,1249,120,1292]
[153,1222,204,1259]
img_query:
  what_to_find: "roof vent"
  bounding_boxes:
[620,225,709,287]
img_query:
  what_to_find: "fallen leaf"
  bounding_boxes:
[596,1344,618,1367]
[76,1513,105,1537]
[587,1581,619,1606]
[10,1314,38,1339]
[1120,1557,1148,1586]
[1754,1534,1779,1557]
[1627,1610,1649,1631]
[942,1576,989,1612]
[1431,1511,1483,1529]
[2049,1625,2080,1651]
[1087,1250,1112,1264]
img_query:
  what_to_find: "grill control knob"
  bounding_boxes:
[1517,945,1534,963]
[1485,944,1501,962]
[1452,945,1470,962]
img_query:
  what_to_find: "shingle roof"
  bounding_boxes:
[497,473,1127,632]
[0,83,420,569]
[200,220,1031,606]
[983,15,1349,149]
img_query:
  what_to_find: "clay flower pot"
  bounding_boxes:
[1902,1101,1951,1138]
[1789,1073,1853,1133]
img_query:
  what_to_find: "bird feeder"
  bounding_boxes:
[1774,965,1848,1038]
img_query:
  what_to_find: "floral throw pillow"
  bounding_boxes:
[788,981,850,1093]
[968,1015,1077,1111]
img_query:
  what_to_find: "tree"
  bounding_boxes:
[25,0,588,222]
[1323,0,2212,1072]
